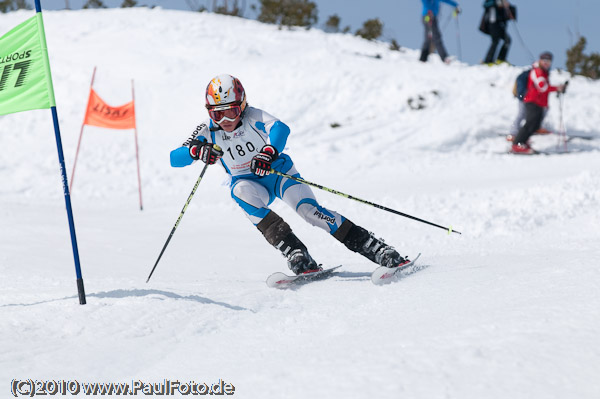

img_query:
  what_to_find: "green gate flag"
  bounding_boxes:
[0,14,56,116]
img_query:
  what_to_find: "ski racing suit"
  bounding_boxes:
[169,106,409,273]
[169,106,346,235]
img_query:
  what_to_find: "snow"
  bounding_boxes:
[1,8,600,399]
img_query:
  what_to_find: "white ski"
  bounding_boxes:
[266,265,342,289]
[370,253,422,285]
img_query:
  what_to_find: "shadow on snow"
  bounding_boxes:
[1,288,252,312]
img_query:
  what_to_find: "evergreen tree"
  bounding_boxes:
[83,0,106,9]
[213,0,242,17]
[0,0,30,12]
[324,14,340,33]
[355,18,383,41]
[258,0,317,28]
[121,0,137,7]
[566,36,600,80]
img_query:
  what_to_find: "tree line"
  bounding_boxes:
[1,0,598,79]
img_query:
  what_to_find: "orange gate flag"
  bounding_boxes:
[83,88,136,129]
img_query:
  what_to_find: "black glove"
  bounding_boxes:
[189,139,223,165]
[250,145,278,177]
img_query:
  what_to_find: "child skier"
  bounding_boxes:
[170,74,410,275]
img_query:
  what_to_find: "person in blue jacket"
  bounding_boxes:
[170,74,411,275]
[420,0,461,63]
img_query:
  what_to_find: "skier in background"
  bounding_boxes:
[481,0,513,65]
[170,74,411,275]
[509,62,549,141]
[419,0,461,63]
[512,52,566,154]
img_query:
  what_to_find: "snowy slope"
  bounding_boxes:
[1,8,600,399]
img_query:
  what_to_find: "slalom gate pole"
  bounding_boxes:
[35,0,86,304]
[270,169,461,235]
[132,79,144,211]
[146,162,209,283]
[70,66,96,192]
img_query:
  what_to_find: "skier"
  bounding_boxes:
[419,0,461,63]
[170,74,411,275]
[512,52,566,154]
[481,0,513,65]
[508,63,549,141]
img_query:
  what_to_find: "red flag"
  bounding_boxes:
[83,88,136,129]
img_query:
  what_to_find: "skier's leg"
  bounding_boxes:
[420,20,432,62]
[431,17,449,61]
[277,166,345,235]
[332,219,410,268]
[256,211,320,275]
[231,179,319,274]
[231,178,272,225]
[278,175,408,268]
[513,103,544,146]
[484,23,501,63]
[497,27,511,62]
[510,100,526,136]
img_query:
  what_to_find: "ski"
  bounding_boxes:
[500,149,582,156]
[498,132,595,142]
[371,253,422,285]
[266,265,342,289]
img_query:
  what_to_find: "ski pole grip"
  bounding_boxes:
[213,144,222,151]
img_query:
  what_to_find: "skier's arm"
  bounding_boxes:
[170,122,211,167]
[267,121,290,154]
[441,0,459,8]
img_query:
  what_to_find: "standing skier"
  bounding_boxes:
[508,62,549,140]
[419,0,461,63]
[512,52,566,154]
[481,0,513,65]
[170,74,411,275]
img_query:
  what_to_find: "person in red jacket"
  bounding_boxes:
[511,52,566,154]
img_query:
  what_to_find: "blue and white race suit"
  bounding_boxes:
[170,106,346,235]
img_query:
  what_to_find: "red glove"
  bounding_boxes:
[250,145,278,177]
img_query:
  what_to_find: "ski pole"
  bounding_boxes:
[454,12,462,61]
[509,20,536,63]
[557,81,569,152]
[146,150,214,283]
[270,169,461,235]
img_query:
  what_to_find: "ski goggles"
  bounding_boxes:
[207,104,243,123]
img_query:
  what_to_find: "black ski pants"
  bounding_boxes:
[514,102,545,145]
[420,16,448,62]
[484,21,511,63]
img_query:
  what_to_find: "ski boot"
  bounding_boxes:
[286,248,321,275]
[334,220,409,268]
[257,211,322,275]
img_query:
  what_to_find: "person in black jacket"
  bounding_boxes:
[482,0,513,64]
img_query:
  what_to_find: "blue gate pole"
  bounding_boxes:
[36,0,86,304]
